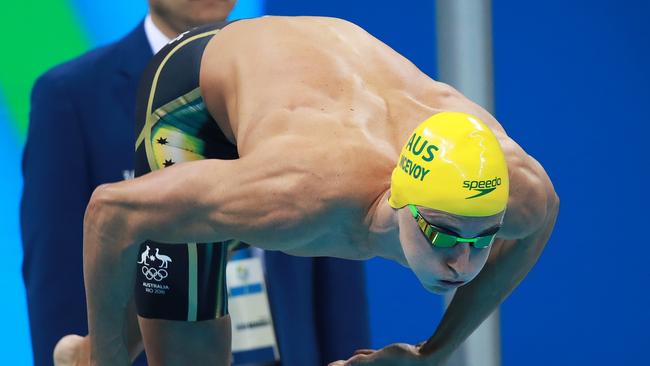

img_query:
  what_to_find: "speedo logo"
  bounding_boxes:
[463,177,502,199]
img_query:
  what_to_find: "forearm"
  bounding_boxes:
[84,187,141,365]
[420,201,559,361]
[82,159,245,364]
[125,299,145,361]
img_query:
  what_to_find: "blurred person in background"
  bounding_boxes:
[21,1,369,365]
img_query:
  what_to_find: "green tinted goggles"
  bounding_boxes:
[408,205,495,249]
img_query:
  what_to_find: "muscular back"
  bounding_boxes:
[201,17,429,144]
[195,16,530,257]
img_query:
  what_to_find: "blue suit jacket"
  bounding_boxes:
[21,22,369,366]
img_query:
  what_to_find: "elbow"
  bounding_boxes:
[526,177,560,241]
[538,162,559,225]
[502,161,559,239]
[545,187,560,228]
[84,184,139,247]
[529,187,559,256]
[549,189,560,217]
[84,184,110,232]
[529,177,560,233]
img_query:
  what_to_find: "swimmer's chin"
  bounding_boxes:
[423,283,453,295]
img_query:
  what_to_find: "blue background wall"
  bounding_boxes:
[3,0,648,365]
[493,1,650,365]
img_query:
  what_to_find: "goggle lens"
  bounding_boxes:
[431,232,458,247]
[408,204,496,249]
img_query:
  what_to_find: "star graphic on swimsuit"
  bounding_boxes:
[156,137,168,145]
[163,159,175,167]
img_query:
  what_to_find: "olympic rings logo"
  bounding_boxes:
[142,266,168,282]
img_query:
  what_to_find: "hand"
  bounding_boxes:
[328,343,440,366]
[53,334,90,366]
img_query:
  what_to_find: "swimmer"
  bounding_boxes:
[58,16,558,366]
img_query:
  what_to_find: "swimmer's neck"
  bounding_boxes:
[367,190,409,267]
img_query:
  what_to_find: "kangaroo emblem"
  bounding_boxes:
[155,248,173,269]
[137,245,151,265]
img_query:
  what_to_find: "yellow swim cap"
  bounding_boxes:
[388,112,509,217]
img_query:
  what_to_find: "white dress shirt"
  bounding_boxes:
[144,14,171,55]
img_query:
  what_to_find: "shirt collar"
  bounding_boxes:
[144,14,172,55]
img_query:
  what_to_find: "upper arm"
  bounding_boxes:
[99,144,319,250]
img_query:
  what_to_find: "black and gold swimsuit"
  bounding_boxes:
[134,21,237,321]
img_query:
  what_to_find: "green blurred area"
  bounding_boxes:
[0,1,89,141]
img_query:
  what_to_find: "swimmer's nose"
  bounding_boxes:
[445,242,471,279]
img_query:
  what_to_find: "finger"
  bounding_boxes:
[381,342,419,358]
[353,349,377,356]
[345,354,372,366]
[53,334,85,366]
[328,361,346,366]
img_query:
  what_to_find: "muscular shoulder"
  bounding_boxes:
[200,16,382,110]
[214,16,365,44]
